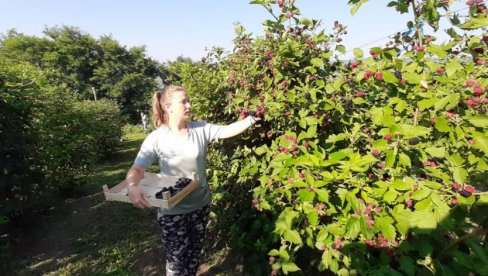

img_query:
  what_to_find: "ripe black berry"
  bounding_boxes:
[408,137,420,145]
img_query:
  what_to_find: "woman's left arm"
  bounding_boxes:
[219,116,260,139]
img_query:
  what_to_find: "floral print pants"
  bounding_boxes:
[157,205,210,276]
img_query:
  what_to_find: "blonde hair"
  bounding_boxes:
[152,85,186,128]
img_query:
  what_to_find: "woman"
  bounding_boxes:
[126,85,259,275]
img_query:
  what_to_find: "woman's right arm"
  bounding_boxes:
[126,164,152,209]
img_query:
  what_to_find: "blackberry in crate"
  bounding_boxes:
[155,177,192,199]
[175,177,192,189]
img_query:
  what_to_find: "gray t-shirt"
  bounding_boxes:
[134,121,224,215]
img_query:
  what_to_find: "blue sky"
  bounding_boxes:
[0,0,468,62]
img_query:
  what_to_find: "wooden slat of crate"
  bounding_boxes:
[102,172,198,209]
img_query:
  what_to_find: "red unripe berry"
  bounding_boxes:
[351,61,359,69]
[278,0,284,8]
[466,98,474,106]
[473,97,481,104]
[385,133,392,141]
[464,185,475,193]
[474,87,484,95]
[372,149,380,156]
[379,162,386,168]
[375,72,383,81]
[475,59,485,65]
[452,182,461,191]
[450,198,458,205]
[436,67,445,73]
[466,80,476,87]
[405,200,413,207]
[240,111,248,119]
[356,91,364,97]
[400,78,406,84]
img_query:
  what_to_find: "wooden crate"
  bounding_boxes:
[102,172,198,209]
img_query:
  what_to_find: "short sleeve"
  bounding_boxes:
[133,132,158,168]
[203,121,225,142]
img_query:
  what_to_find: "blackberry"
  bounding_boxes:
[155,187,169,199]
[459,190,472,198]
[408,137,420,145]
[155,177,192,199]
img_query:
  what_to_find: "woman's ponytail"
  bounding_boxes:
[152,91,165,128]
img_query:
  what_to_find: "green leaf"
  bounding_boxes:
[327,223,345,236]
[306,211,319,227]
[315,189,329,202]
[466,116,488,128]
[254,145,268,155]
[445,59,463,77]
[393,209,411,235]
[391,179,410,191]
[398,124,431,138]
[399,256,415,276]
[345,217,361,239]
[411,211,437,229]
[282,261,301,274]
[403,72,421,84]
[382,71,398,84]
[350,0,367,15]
[310,58,324,68]
[385,149,396,168]
[353,48,364,58]
[472,134,488,155]
[383,189,399,203]
[418,98,438,110]
[298,189,315,202]
[411,189,431,201]
[459,16,488,29]
[279,246,290,260]
[425,147,445,158]
[284,229,302,244]
[399,153,411,167]
[269,249,280,256]
[336,45,346,54]
[434,117,450,132]
[375,216,396,240]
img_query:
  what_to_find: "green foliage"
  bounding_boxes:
[0,57,122,219]
[176,0,488,275]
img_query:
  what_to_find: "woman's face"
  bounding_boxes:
[166,91,191,121]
